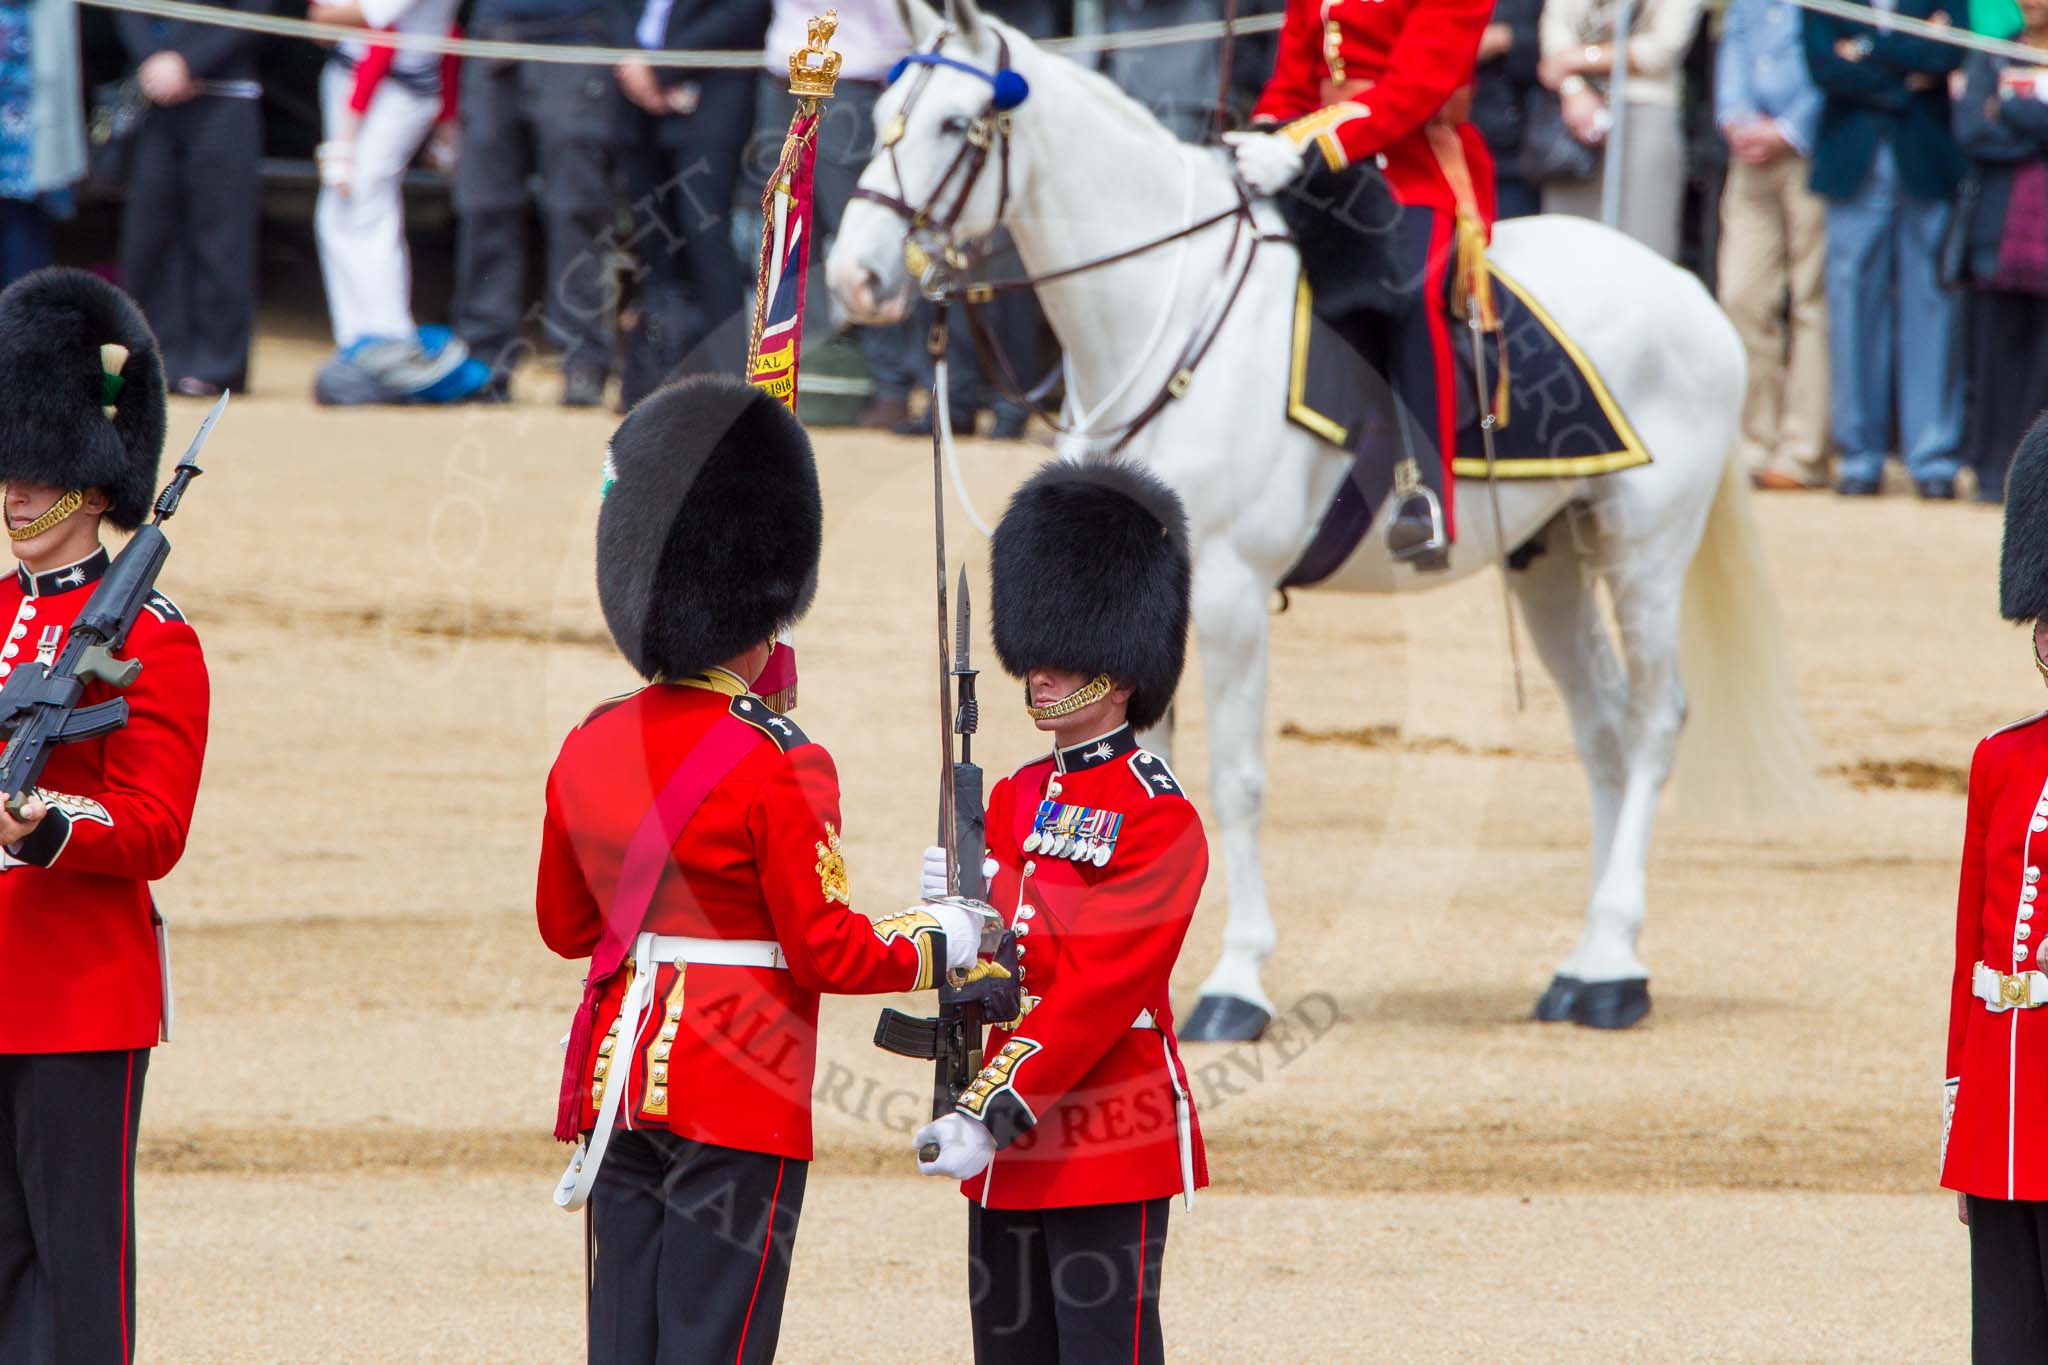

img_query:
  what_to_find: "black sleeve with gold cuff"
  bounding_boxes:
[955,1036,1042,1149]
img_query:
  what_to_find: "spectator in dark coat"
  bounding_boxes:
[1471,0,1543,219]
[454,0,619,404]
[1801,0,1967,498]
[611,0,772,406]
[1953,24,2048,501]
[114,0,265,395]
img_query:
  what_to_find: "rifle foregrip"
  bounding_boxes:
[952,762,987,900]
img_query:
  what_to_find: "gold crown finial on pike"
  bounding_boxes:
[789,10,842,99]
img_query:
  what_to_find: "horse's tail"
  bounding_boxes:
[1674,443,1817,818]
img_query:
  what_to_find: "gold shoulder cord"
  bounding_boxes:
[7,490,83,543]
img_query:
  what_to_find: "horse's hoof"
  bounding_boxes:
[1181,995,1272,1043]
[1571,978,1651,1030]
[1532,975,1584,1022]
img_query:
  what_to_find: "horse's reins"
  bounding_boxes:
[853,29,1282,454]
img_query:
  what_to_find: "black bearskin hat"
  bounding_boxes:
[597,376,822,682]
[0,268,166,531]
[2004,414,2048,621]
[990,461,1191,730]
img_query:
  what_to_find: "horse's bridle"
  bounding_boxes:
[851,29,1283,453]
[850,32,1029,295]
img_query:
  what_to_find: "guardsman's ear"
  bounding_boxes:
[80,489,110,518]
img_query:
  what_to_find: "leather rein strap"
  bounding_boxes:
[852,29,1282,454]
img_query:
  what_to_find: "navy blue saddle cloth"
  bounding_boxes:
[1279,265,1650,588]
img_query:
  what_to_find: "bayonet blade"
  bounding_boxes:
[176,389,229,476]
[953,567,972,676]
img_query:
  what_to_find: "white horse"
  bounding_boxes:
[828,0,1806,1037]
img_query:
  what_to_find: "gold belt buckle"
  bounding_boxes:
[2005,972,2032,1009]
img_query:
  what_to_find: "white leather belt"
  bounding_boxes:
[646,935,786,970]
[553,933,789,1210]
[1133,1008,1156,1029]
[1975,961,2048,1012]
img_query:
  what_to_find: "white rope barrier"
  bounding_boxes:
[1782,0,2048,66]
[74,0,1282,71]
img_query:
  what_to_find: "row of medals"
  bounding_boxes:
[1022,799,1121,867]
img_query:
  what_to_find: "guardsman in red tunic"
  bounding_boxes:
[0,269,209,1365]
[913,462,1209,1365]
[1228,0,1497,571]
[536,376,986,1364]
[1941,418,2048,1357]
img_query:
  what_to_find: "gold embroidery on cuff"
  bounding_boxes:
[958,1037,1042,1119]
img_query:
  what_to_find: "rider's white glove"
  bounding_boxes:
[920,844,1000,901]
[915,1112,995,1180]
[1224,128,1306,196]
[923,901,986,973]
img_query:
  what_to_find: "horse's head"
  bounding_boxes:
[826,0,1032,325]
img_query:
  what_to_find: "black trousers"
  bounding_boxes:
[1961,289,2048,501]
[616,71,758,404]
[587,1129,807,1365]
[453,35,616,379]
[0,1050,149,1365]
[117,96,259,389]
[1968,1195,2048,1363]
[969,1198,1170,1365]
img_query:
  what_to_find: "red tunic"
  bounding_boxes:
[953,726,1210,1211]
[1252,0,1497,221]
[537,674,942,1162]
[0,547,211,1054]
[1943,710,2048,1199]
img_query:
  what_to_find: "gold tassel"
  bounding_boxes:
[1452,210,1510,428]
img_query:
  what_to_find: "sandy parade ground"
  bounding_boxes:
[115,331,2011,1361]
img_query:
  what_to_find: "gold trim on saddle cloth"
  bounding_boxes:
[1288,278,1348,446]
[1448,265,1650,480]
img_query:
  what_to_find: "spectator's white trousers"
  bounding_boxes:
[316,64,437,348]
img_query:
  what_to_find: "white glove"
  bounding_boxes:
[1223,129,1306,196]
[914,1112,995,1180]
[920,844,1000,901]
[924,901,986,972]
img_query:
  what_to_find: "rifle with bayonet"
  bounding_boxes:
[0,391,223,816]
[874,518,1021,1158]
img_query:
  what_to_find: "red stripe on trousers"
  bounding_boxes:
[734,1156,787,1364]
[118,1051,134,1361]
[1132,1201,1148,1365]
[1420,209,1458,538]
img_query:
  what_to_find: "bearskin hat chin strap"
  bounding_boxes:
[6,489,83,542]
[1025,672,1113,721]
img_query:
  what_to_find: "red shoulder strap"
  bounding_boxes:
[589,711,766,982]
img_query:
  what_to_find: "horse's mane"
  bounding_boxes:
[990,18,1192,160]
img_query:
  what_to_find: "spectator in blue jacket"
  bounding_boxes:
[1802,0,1967,498]
[1718,0,1829,490]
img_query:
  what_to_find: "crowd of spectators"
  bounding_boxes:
[1479,0,2048,501]
[0,0,2038,495]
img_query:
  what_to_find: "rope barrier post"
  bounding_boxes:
[1598,1,1632,230]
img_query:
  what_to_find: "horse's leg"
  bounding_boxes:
[1553,526,1694,1029]
[1180,545,1277,1043]
[1505,512,1633,1023]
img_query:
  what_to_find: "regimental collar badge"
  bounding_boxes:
[1022,798,1124,867]
[17,546,109,599]
[1054,724,1138,774]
